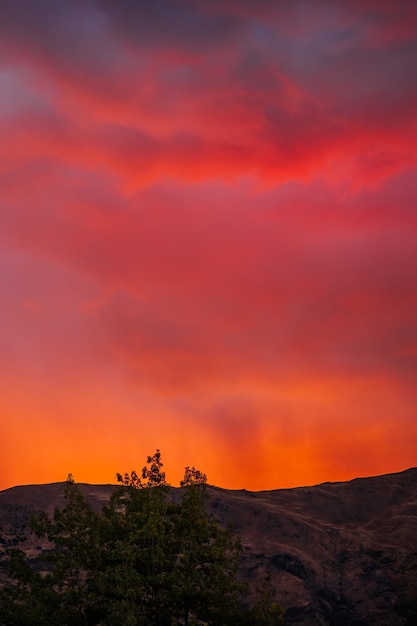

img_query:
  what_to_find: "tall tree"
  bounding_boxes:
[0,475,99,625]
[0,452,283,625]
[173,466,244,625]
[91,450,175,625]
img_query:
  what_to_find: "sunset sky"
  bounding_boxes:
[1,0,417,491]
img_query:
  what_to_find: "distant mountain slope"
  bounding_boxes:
[1,469,417,625]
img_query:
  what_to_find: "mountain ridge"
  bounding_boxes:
[1,467,417,624]
[3,465,416,494]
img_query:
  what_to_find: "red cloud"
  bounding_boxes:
[1,1,416,491]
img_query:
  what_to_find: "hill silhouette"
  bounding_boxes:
[1,468,417,624]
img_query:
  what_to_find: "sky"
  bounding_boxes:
[1,0,417,491]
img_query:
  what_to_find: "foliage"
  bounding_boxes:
[244,573,284,625]
[0,452,283,625]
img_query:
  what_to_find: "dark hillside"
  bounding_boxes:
[1,469,417,624]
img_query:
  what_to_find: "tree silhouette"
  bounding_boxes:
[0,452,283,625]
